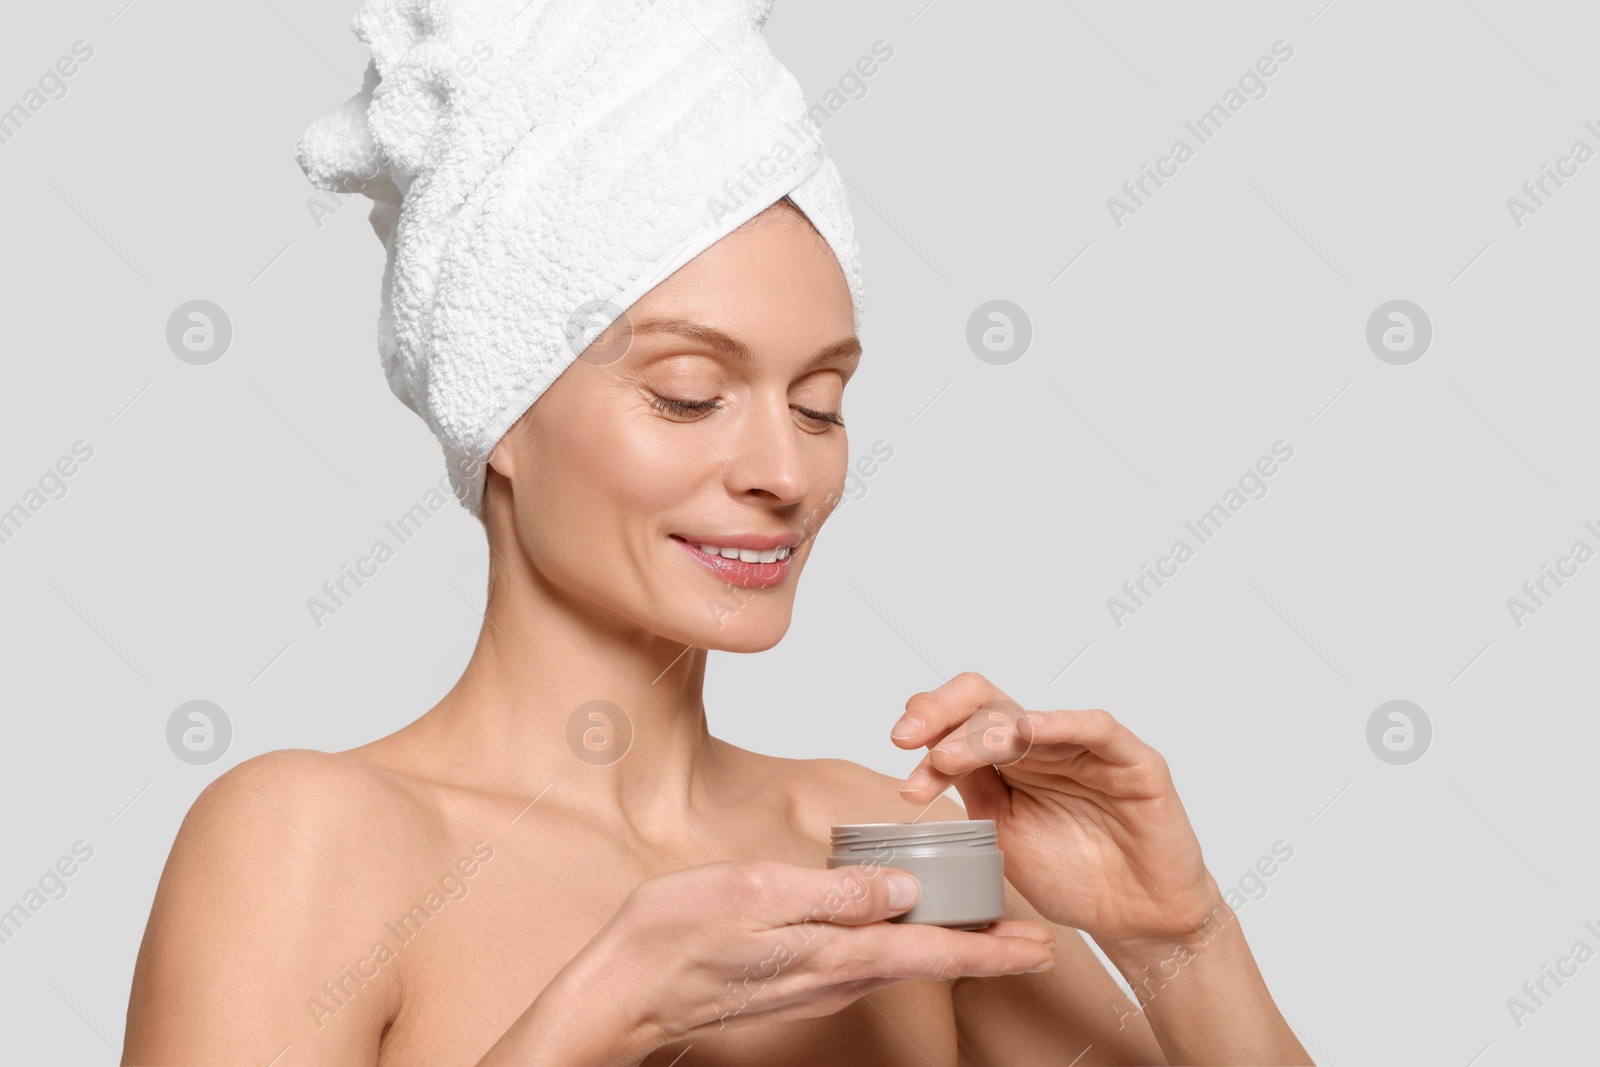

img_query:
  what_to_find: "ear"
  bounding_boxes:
[487,435,514,479]
[489,400,544,480]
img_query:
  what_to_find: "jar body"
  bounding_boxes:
[827,820,1004,930]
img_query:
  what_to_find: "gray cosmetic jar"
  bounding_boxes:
[827,819,1004,930]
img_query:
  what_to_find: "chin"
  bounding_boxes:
[681,601,795,654]
[706,628,789,654]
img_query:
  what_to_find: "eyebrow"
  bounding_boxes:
[627,316,861,373]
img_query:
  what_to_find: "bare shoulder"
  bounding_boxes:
[165,747,441,893]
[124,748,436,1064]
[187,746,436,843]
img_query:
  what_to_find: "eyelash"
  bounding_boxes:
[648,393,845,428]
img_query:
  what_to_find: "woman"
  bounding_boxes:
[124,195,1308,1066]
[125,2,1310,1063]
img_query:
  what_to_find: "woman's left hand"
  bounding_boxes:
[892,672,1222,950]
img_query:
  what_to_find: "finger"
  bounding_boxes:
[912,708,1149,792]
[747,861,923,929]
[890,672,1013,750]
[898,755,1010,818]
[923,709,1036,778]
[898,756,985,806]
[1015,708,1150,767]
[840,921,1056,982]
[968,919,1055,944]
[898,699,1034,804]
[945,761,1011,820]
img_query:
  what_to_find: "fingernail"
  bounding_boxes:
[899,768,932,793]
[886,872,921,911]
[1026,959,1055,973]
[891,717,921,740]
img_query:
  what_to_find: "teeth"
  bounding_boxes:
[692,542,790,563]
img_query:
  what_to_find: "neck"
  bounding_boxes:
[408,537,730,825]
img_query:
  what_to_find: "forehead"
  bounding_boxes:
[624,203,856,356]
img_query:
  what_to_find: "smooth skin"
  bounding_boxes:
[123,200,1309,1066]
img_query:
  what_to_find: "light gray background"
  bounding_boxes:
[2,0,1595,1063]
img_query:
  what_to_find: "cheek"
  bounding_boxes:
[608,413,714,504]
[527,405,710,554]
[794,440,850,533]
[824,435,851,489]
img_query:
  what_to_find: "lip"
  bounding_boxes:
[671,532,800,551]
[670,534,796,588]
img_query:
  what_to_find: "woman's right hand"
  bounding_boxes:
[487,858,1057,1066]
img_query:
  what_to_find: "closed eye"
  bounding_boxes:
[647,393,844,428]
[797,406,845,428]
[648,394,721,417]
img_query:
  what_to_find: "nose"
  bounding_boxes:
[721,392,819,506]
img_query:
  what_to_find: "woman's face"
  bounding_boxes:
[486,201,860,652]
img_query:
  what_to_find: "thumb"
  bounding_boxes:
[802,864,922,927]
[949,764,1010,823]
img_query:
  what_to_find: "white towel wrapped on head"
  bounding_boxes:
[296,0,865,520]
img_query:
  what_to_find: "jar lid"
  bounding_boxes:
[829,819,998,852]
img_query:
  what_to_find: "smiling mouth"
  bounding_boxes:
[673,537,792,563]
[669,535,796,588]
